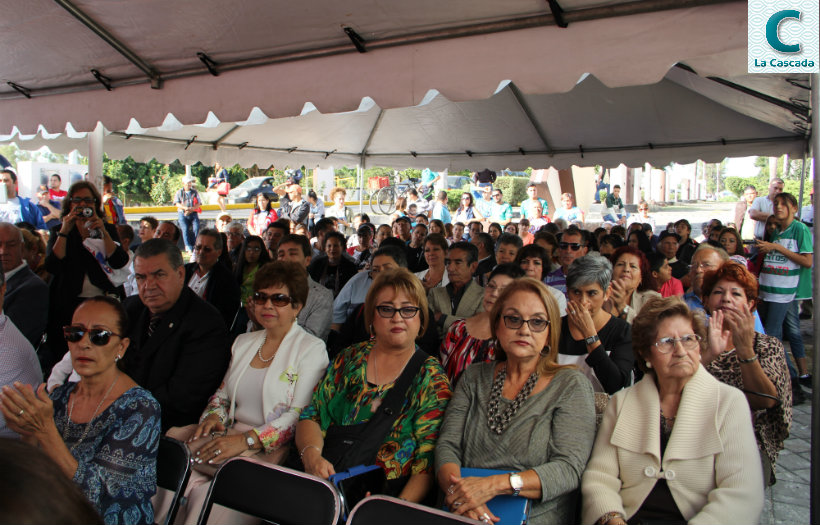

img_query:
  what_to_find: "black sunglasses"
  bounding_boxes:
[502,315,550,333]
[559,242,586,251]
[63,325,122,346]
[252,292,294,307]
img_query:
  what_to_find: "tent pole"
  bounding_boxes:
[87,122,104,189]
[358,165,364,215]
[798,154,807,218]
[810,72,819,525]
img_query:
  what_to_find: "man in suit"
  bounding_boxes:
[121,239,230,430]
[184,228,240,329]
[429,241,484,339]
[471,232,496,286]
[0,222,48,347]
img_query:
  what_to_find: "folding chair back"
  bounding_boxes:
[347,495,477,525]
[155,436,192,525]
[196,457,341,525]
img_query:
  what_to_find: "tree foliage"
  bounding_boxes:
[754,155,805,180]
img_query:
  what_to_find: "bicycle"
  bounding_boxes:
[370,178,432,216]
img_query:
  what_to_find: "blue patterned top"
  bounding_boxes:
[51,383,161,525]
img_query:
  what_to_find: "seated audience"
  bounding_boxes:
[603,246,662,324]
[308,231,357,297]
[439,264,525,385]
[494,233,523,266]
[582,296,764,525]
[122,240,230,430]
[1,297,160,524]
[597,233,623,260]
[471,232,496,285]
[718,227,747,265]
[0,222,49,347]
[560,254,633,394]
[415,233,449,291]
[648,252,683,298]
[348,223,375,270]
[700,261,791,486]
[295,268,451,502]
[544,225,589,294]
[429,242,485,338]
[436,278,596,524]
[657,231,687,279]
[276,234,333,341]
[165,262,328,524]
[184,228,241,329]
[234,235,272,312]
[514,244,567,315]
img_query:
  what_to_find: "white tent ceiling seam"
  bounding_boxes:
[0,2,751,134]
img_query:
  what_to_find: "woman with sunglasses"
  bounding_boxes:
[165,261,328,524]
[582,297,763,525]
[44,181,129,376]
[296,268,451,502]
[453,192,484,226]
[1,296,160,525]
[436,278,596,524]
[561,254,633,395]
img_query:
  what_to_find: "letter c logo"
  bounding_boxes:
[766,10,802,53]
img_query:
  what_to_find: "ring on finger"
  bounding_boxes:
[452,502,462,508]
[18,409,24,416]
[447,485,455,495]
[482,512,492,523]
[214,449,222,456]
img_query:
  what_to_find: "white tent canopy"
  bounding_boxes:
[1,0,801,139]
[1,65,808,171]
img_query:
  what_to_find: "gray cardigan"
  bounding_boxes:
[435,363,596,524]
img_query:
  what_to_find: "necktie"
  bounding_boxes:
[147,315,162,338]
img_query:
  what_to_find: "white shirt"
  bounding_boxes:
[188,269,210,298]
[4,261,27,281]
[0,197,22,224]
[750,196,773,239]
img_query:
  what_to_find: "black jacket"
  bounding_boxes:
[4,265,48,347]
[121,287,230,430]
[184,261,241,329]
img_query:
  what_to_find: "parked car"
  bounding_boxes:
[227,176,280,204]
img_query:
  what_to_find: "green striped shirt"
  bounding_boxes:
[759,220,812,303]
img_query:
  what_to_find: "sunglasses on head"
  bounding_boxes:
[559,242,586,251]
[252,291,294,307]
[63,325,121,346]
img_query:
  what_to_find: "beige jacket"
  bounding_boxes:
[581,365,763,525]
[625,289,662,324]
[428,280,484,337]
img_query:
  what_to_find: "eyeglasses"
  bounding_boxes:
[653,334,701,354]
[502,315,549,332]
[194,245,214,252]
[559,242,586,251]
[485,282,508,294]
[63,325,121,346]
[70,197,95,205]
[252,292,294,307]
[688,262,716,271]
[375,305,421,319]
[461,197,471,201]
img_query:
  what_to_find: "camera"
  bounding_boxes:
[80,207,94,218]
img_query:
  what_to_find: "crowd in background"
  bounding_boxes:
[0,167,812,524]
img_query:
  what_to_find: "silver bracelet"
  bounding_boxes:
[738,354,758,364]
[299,444,321,459]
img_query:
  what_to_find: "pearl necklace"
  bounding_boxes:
[255,335,274,363]
[65,374,119,452]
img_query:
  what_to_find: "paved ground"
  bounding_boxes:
[760,315,815,525]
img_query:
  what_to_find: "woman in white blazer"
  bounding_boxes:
[163,261,329,525]
[582,296,763,525]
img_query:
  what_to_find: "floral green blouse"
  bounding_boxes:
[300,340,451,479]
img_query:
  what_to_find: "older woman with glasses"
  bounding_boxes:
[440,264,525,385]
[296,268,451,502]
[165,261,328,524]
[1,297,160,525]
[436,278,595,524]
[582,296,763,525]
[560,254,633,394]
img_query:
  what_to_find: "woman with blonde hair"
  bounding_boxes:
[436,278,596,524]
[326,186,352,233]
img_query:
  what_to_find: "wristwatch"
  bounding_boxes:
[244,431,256,450]
[509,473,524,497]
[584,334,600,346]
[620,305,631,317]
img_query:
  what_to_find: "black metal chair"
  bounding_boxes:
[196,457,341,525]
[155,436,192,525]
[347,495,478,525]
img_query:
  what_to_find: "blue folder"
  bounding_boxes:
[450,468,531,525]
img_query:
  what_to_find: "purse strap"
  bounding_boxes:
[356,349,427,462]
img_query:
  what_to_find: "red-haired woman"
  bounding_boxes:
[603,246,661,324]
[701,261,791,486]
